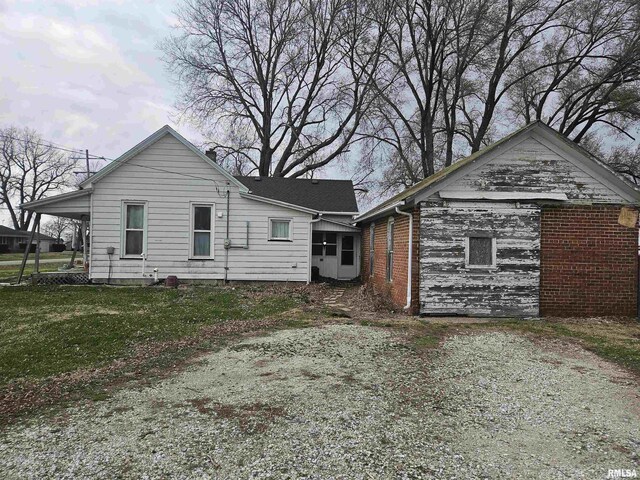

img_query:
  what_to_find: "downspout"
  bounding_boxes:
[224,184,230,284]
[395,206,413,312]
[308,214,323,284]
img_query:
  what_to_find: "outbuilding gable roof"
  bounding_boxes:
[235,176,358,213]
[355,121,640,223]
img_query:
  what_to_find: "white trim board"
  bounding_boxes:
[439,191,568,201]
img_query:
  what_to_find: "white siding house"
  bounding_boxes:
[22,126,359,283]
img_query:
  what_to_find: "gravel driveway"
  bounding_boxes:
[1,324,638,479]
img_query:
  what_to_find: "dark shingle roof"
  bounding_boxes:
[0,225,57,241]
[234,176,358,213]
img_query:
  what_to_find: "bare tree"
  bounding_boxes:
[42,216,74,243]
[507,0,640,143]
[366,0,639,195]
[0,127,76,232]
[163,0,388,178]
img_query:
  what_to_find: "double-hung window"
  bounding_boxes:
[191,204,214,258]
[269,218,292,241]
[122,202,147,257]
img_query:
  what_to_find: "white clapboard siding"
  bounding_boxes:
[420,201,540,317]
[90,133,312,282]
[438,136,626,203]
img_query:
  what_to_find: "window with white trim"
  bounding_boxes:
[122,202,146,257]
[191,204,215,258]
[269,218,292,241]
[386,217,394,281]
[369,223,375,275]
[466,236,496,267]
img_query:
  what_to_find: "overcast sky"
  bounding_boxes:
[0,0,360,227]
[0,0,200,161]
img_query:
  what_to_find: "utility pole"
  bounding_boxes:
[85,149,90,178]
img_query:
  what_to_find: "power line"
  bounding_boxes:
[0,133,116,162]
[1,132,227,194]
[123,162,228,196]
[0,133,84,155]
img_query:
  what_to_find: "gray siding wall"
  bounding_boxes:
[420,201,540,317]
[90,134,312,282]
[438,136,626,203]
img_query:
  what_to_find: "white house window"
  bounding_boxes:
[269,218,292,241]
[123,202,146,257]
[191,204,214,258]
[386,217,394,282]
[466,236,496,267]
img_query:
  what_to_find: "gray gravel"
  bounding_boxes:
[1,325,638,479]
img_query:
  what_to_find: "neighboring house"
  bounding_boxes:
[21,126,359,283]
[0,225,57,253]
[356,122,640,317]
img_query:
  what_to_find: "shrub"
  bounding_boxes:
[0,244,9,254]
[50,243,66,252]
[18,243,37,253]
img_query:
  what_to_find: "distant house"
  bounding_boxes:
[0,225,58,253]
[356,122,640,317]
[21,126,360,283]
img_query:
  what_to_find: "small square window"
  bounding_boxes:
[467,237,495,267]
[269,218,292,241]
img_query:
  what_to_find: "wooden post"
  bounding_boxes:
[16,213,40,284]
[81,217,88,271]
[68,221,81,269]
[34,219,41,274]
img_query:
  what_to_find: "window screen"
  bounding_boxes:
[270,219,291,240]
[325,232,337,256]
[124,203,145,256]
[341,235,354,266]
[192,205,213,257]
[386,218,394,281]
[468,237,493,266]
[369,224,375,275]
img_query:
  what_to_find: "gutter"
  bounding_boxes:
[395,206,413,312]
[354,200,409,225]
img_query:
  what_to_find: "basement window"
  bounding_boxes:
[466,236,496,268]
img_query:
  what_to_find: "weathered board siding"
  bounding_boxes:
[438,136,626,203]
[420,201,540,316]
[90,133,312,282]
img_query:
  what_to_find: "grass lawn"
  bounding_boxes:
[0,251,73,262]
[415,318,640,375]
[0,285,303,386]
[0,262,71,282]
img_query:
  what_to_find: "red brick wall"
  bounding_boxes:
[361,207,420,313]
[540,205,638,317]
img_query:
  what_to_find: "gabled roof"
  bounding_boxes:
[355,121,640,222]
[0,225,57,241]
[80,125,248,192]
[235,176,358,213]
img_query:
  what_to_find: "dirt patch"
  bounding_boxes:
[0,316,286,424]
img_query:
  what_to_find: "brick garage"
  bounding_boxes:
[361,208,420,313]
[540,205,638,317]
